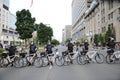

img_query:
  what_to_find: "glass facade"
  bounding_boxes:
[72,0,86,25]
[9,12,16,29]
[3,0,9,7]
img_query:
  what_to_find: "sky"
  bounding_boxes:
[9,0,72,42]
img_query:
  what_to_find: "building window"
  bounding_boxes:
[108,14,110,20]
[119,8,120,14]
[6,26,8,28]
[111,12,113,19]
[103,9,105,14]
[102,27,106,33]
[2,24,4,28]
[109,0,114,10]
[111,0,113,8]
[103,17,105,22]
[119,0,120,3]
[111,23,113,28]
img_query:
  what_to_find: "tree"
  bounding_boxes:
[105,26,112,42]
[94,34,99,46]
[51,39,60,45]
[75,41,80,46]
[15,9,35,45]
[37,23,53,45]
[99,34,105,46]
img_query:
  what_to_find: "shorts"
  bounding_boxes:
[107,49,114,55]
[62,51,68,56]
[19,52,27,58]
[46,51,53,54]
[68,49,73,53]
[40,52,46,57]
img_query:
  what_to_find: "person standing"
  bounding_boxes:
[45,41,54,65]
[106,37,116,62]
[67,40,74,64]
[29,42,37,55]
[83,40,89,53]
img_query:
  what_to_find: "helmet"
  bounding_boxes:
[111,37,114,41]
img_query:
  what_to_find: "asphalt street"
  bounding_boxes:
[0,63,120,80]
[0,46,120,80]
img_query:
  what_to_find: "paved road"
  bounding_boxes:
[0,63,120,80]
[0,46,120,80]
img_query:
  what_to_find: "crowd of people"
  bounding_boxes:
[0,36,120,67]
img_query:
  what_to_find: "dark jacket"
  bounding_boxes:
[9,46,16,56]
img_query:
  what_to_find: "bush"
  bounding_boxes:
[0,48,4,56]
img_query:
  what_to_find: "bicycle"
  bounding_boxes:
[54,49,64,66]
[35,52,49,67]
[78,48,104,65]
[25,53,42,68]
[55,49,81,66]
[0,52,22,68]
[106,49,120,64]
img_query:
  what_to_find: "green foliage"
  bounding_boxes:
[15,9,35,40]
[37,23,53,45]
[75,41,80,46]
[51,39,60,45]
[65,38,72,44]
[0,48,4,56]
[94,34,100,46]
[105,26,112,42]
[99,34,105,45]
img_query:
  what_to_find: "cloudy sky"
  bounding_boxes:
[9,0,72,42]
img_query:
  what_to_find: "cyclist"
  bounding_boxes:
[45,41,54,66]
[106,37,116,62]
[8,43,17,64]
[83,40,89,53]
[29,42,37,65]
[82,40,89,63]
[67,40,74,64]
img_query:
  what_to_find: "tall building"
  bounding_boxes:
[0,0,10,44]
[62,25,72,43]
[0,0,21,45]
[84,0,120,43]
[71,0,92,42]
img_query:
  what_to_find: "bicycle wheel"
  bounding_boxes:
[0,58,9,67]
[25,56,32,66]
[55,56,64,66]
[34,57,43,68]
[95,53,104,64]
[77,55,86,65]
[106,54,115,64]
[13,57,22,68]
[63,56,70,66]
[41,57,49,67]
